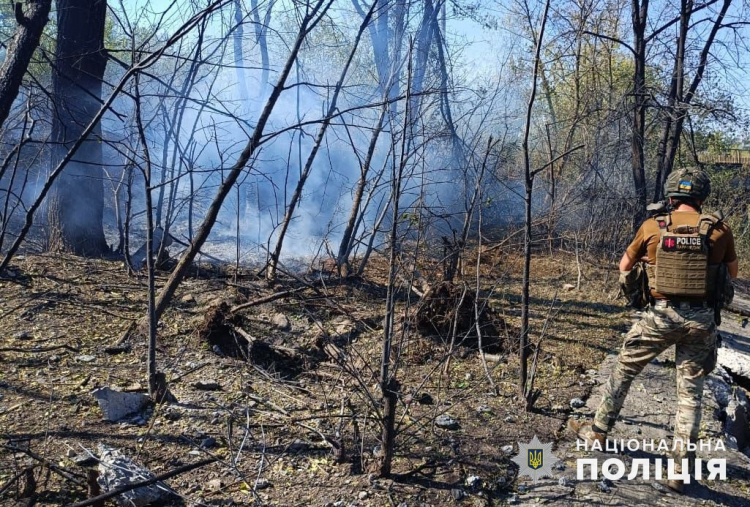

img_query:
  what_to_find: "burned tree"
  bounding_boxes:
[47,0,109,255]
[0,0,51,132]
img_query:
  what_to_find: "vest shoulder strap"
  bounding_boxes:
[698,213,720,237]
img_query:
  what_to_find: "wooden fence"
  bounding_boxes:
[697,150,750,166]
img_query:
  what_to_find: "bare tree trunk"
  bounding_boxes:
[123,164,134,272]
[520,0,550,409]
[47,0,109,256]
[409,0,440,124]
[654,0,690,202]
[356,190,391,276]
[233,0,250,107]
[107,166,127,254]
[631,0,649,229]
[431,5,463,168]
[379,41,414,478]
[452,137,494,279]
[266,1,376,280]
[251,0,274,99]
[0,0,51,130]
[134,71,159,398]
[337,0,405,274]
[336,103,388,274]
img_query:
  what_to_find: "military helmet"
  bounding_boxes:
[663,167,711,201]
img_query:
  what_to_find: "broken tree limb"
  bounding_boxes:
[230,324,300,356]
[232,325,255,343]
[169,361,210,383]
[1,444,85,487]
[0,466,35,497]
[68,457,216,507]
[231,287,307,313]
[166,233,226,265]
[0,343,80,353]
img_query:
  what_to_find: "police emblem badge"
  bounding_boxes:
[511,435,559,483]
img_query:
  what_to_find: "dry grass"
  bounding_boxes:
[0,249,632,505]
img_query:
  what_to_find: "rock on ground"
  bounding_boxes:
[97,445,180,506]
[272,313,291,331]
[92,387,150,422]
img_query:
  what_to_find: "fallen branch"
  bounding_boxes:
[0,466,35,497]
[1,444,85,487]
[228,324,299,356]
[231,287,307,313]
[269,262,372,329]
[167,234,226,265]
[68,458,216,507]
[482,353,504,363]
[0,344,79,353]
[169,361,210,383]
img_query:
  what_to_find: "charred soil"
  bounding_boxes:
[0,251,638,505]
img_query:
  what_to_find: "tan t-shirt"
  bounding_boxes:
[626,210,736,300]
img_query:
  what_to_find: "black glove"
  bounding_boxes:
[620,269,647,309]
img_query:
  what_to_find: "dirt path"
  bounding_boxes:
[512,296,750,506]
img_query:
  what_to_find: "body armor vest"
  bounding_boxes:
[645,212,720,299]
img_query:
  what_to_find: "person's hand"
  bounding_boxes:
[619,269,646,309]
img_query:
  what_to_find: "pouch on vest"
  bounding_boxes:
[652,214,716,298]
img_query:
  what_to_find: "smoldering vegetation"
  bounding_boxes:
[0,0,664,273]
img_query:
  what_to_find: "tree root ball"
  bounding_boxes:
[414,281,507,353]
[197,303,248,358]
[195,302,305,377]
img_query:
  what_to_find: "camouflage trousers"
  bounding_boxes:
[593,305,716,458]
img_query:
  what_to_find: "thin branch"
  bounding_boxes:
[531,144,585,177]
[68,458,216,507]
[582,30,635,55]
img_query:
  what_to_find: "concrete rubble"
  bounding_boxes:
[97,444,179,506]
[92,387,150,422]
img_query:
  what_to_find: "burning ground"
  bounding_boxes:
[0,250,729,505]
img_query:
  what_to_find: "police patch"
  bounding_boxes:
[678,180,693,192]
[661,234,702,252]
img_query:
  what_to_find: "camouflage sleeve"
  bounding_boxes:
[625,222,648,262]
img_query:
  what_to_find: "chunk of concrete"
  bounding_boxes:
[97,445,179,506]
[718,344,750,381]
[92,387,150,422]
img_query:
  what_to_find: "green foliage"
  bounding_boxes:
[704,165,750,268]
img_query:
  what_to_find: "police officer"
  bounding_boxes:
[571,167,738,493]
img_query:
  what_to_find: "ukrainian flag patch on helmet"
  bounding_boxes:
[678,180,693,192]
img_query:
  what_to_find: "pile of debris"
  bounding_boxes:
[195,302,305,377]
[413,281,508,353]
